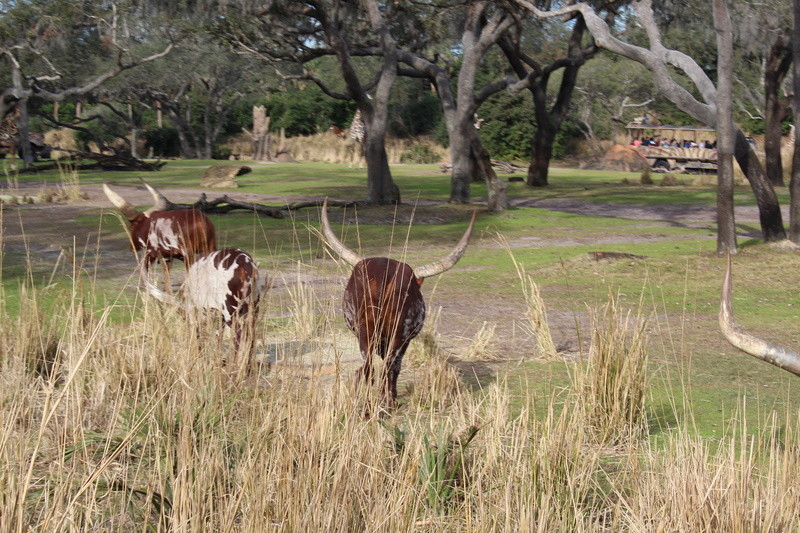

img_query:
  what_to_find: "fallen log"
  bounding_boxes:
[589,251,646,261]
[155,190,361,219]
[56,148,166,171]
[439,159,525,174]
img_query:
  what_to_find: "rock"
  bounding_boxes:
[602,144,650,172]
[200,165,251,188]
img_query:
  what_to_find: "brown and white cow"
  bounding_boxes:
[719,253,800,377]
[320,199,476,409]
[103,181,216,274]
[142,248,265,367]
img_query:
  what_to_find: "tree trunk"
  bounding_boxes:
[449,122,473,204]
[791,0,800,242]
[16,98,34,169]
[365,134,399,204]
[713,0,736,254]
[522,19,591,189]
[128,103,139,159]
[251,106,272,162]
[763,39,791,187]
[527,125,555,187]
[734,129,787,241]
[764,88,786,187]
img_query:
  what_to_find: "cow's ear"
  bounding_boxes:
[416,277,425,287]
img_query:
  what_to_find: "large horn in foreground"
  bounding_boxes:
[720,253,800,377]
[320,198,364,267]
[415,210,477,279]
[103,184,140,221]
[141,179,169,216]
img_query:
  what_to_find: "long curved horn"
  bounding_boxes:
[140,179,169,215]
[719,253,800,377]
[103,184,140,221]
[320,198,364,267]
[414,210,477,279]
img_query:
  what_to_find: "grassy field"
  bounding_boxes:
[1,159,799,530]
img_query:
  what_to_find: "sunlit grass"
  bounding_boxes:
[2,267,798,529]
[10,158,793,207]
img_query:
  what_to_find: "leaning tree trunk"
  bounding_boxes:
[471,133,507,212]
[734,130,787,241]
[166,109,195,159]
[791,0,800,242]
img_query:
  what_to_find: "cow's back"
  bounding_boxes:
[343,257,425,344]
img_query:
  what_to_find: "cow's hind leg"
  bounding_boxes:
[231,310,256,377]
[355,329,376,387]
[380,339,412,410]
[354,329,379,416]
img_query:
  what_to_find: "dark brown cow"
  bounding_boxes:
[142,248,264,366]
[321,199,476,409]
[720,253,800,376]
[104,181,216,273]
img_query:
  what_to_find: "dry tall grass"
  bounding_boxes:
[501,236,559,360]
[575,298,649,446]
[227,131,448,166]
[2,257,800,532]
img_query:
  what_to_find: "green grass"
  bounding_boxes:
[13,158,793,206]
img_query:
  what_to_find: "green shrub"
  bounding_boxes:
[400,143,440,164]
[211,146,233,160]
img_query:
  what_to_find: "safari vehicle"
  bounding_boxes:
[626,123,718,173]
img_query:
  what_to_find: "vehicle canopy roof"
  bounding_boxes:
[626,123,716,142]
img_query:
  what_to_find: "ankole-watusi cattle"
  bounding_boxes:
[720,254,800,377]
[142,248,264,362]
[321,199,477,408]
[103,181,216,270]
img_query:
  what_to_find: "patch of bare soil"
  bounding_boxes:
[512,197,785,225]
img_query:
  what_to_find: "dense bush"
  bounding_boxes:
[478,91,535,161]
[266,85,353,136]
[389,84,443,138]
[143,127,181,158]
